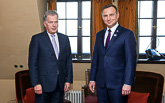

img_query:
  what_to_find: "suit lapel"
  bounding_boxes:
[97,29,106,54]
[101,29,106,53]
[106,25,122,51]
[57,33,64,60]
[41,31,57,60]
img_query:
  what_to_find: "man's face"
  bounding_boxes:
[102,7,119,29]
[44,15,58,34]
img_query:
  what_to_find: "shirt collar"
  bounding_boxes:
[47,31,57,37]
[106,22,119,34]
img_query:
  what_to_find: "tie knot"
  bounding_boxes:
[51,35,55,38]
[108,29,111,32]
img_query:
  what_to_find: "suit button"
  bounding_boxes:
[105,55,107,57]
[56,71,59,74]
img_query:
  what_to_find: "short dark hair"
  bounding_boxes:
[102,4,118,14]
[43,10,58,22]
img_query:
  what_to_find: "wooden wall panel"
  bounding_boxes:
[118,0,136,32]
[48,0,57,10]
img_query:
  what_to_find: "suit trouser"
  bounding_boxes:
[35,77,64,103]
[97,86,128,103]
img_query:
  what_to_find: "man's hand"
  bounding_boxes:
[89,82,96,93]
[122,84,131,95]
[64,82,71,93]
[34,84,42,95]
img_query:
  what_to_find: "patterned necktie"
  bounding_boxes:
[51,35,59,59]
[105,29,111,50]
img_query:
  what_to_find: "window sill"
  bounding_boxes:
[138,59,165,64]
[72,59,91,63]
[72,59,165,64]
[72,60,91,63]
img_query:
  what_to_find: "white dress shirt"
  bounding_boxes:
[47,32,60,52]
[104,22,119,46]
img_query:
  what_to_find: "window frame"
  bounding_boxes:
[138,0,165,60]
[57,0,91,62]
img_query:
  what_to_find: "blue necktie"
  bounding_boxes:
[105,29,111,50]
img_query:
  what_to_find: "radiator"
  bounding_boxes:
[65,90,82,103]
[162,93,165,103]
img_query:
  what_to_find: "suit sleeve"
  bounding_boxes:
[124,31,137,86]
[28,35,40,87]
[90,34,98,81]
[66,36,73,83]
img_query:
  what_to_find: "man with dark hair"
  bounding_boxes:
[89,4,137,103]
[28,10,73,103]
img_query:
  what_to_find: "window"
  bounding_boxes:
[57,0,91,60]
[138,0,165,59]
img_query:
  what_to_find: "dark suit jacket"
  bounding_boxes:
[90,25,137,89]
[28,31,73,92]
